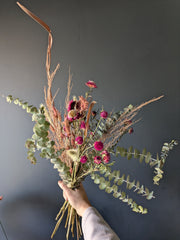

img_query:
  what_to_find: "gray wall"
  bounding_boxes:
[0,0,179,239]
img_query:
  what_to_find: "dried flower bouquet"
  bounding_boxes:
[4,2,178,240]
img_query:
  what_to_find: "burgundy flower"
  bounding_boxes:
[67,100,76,112]
[80,121,86,129]
[92,111,97,117]
[75,136,83,145]
[94,141,104,151]
[124,120,132,125]
[94,156,102,164]
[74,112,81,120]
[80,155,88,164]
[100,111,108,119]
[129,127,134,134]
[85,80,97,88]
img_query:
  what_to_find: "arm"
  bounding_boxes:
[82,207,120,240]
[58,181,120,240]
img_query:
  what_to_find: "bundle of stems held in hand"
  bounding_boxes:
[4,2,177,240]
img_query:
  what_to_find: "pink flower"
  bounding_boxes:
[94,156,102,164]
[80,155,88,164]
[75,136,83,145]
[0,196,3,201]
[80,121,86,129]
[101,150,111,163]
[103,155,110,163]
[85,80,97,88]
[101,150,109,155]
[94,141,104,151]
[128,127,134,134]
[100,111,108,119]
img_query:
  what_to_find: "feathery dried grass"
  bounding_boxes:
[102,95,164,149]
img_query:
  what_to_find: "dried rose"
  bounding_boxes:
[100,111,108,119]
[80,155,87,164]
[85,80,97,88]
[92,111,97,117]
[67,100,76,112]
[94,141,104,151]
[101,150,111,163]
[129,127,134,134]
[94,156,102,164]
[75,136,83,145]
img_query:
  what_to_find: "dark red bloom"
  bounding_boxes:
[67,100,76,112]
[129,128,134,134]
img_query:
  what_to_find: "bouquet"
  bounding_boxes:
[4,2,178,240]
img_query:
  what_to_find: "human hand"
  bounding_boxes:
[58,181,91,217]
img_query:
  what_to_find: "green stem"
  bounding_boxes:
[93,117,103,136]
[77,168,98,181]
[79,145,94,158]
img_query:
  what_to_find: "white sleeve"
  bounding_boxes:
[82,207,120,240]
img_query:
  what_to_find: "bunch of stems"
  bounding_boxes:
[51,201,82,240]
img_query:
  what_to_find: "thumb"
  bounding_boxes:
[58,181,70,192]
[58,180,64,190]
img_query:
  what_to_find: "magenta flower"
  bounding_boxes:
[80,121,86,129]
[100,111,108,119]
[85,80,97,88]
[80,155,88,164]
[75,136,83,145]
[94,156,102,164]
[94,141,104,151]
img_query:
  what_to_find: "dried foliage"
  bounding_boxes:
[3,2,178,240]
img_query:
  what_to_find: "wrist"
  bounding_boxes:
[78,203,91,217]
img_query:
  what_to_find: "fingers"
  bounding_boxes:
[58,181,69,193]
[58,180,64,189]
[58,181,70,201]
[63,191,68,201]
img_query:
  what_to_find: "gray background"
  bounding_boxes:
[0,0,180,239]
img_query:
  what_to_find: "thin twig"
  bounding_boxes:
[0,220,9,240]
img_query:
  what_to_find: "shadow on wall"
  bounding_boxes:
[1,194,65,240]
